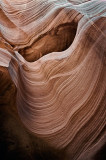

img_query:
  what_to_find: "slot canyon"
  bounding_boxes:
[0,0,106,160]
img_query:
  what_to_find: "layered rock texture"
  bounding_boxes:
[0,0,106,160]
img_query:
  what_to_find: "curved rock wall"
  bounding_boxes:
[0,0,106,159]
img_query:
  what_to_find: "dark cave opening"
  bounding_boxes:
[19,21,78,62]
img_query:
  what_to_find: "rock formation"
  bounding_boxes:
[0,0,106,159]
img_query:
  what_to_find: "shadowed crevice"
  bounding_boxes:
[19,21,78,62]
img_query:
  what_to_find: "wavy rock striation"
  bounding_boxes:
[0,0,106,159]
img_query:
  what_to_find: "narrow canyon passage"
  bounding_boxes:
[0,0,106,160]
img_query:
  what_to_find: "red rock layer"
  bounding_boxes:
[0,0,106,159]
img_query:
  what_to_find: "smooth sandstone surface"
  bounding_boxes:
[0,0,106,160]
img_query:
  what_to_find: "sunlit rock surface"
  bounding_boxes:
[0,0,106,160]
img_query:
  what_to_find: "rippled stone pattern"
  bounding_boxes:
[0,0,106,160]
